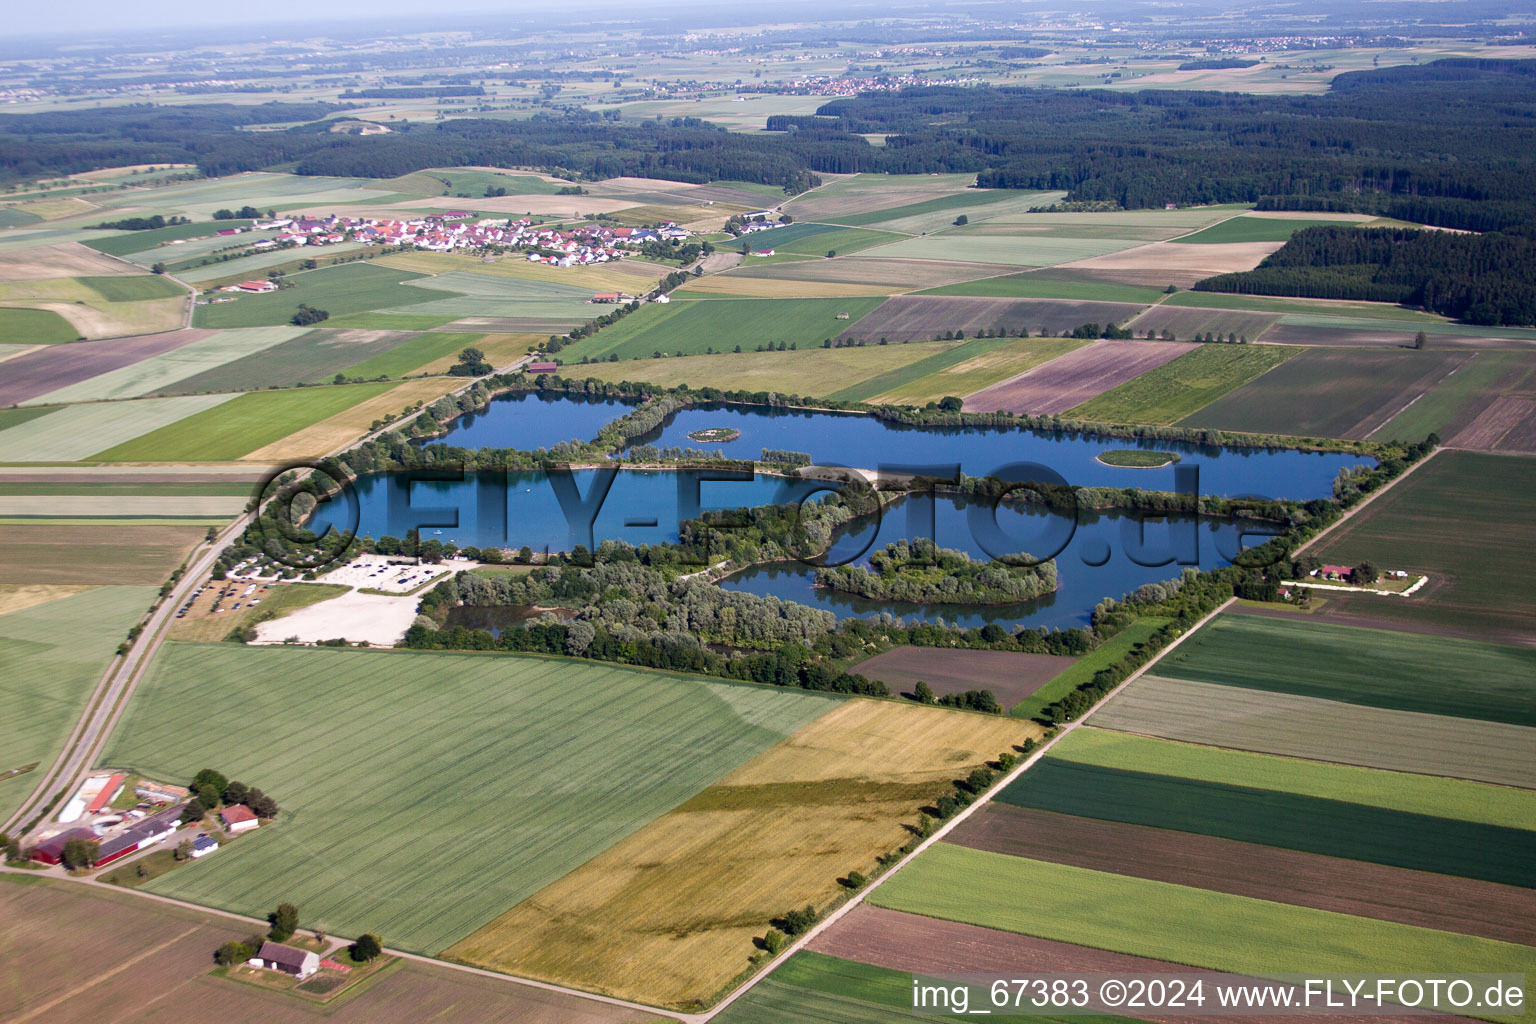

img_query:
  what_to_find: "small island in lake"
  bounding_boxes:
[1097,449,1181,468]
[816,539,1058,606]
[687,427,741,443]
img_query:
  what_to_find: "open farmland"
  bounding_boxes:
[0,330,209,406]
[0,307,78,344]
[0,240,141,278]
[823,188,1032,227]
[870,845,1536,984]
[1181,348,1473,439]
[191,263,444,329]
[1065,344,1299,424]
[26,327,303,403]
[0,586,152,822]
[148,326,423,394]
[100,643,836,954]
[445,699,1036,1009]
[850,337,1086,406]
[1176,215,1362,244]
[781,173,985,222]
[1010,618,1171,721]
[556,296,885,362]
[1449,397,1536,454]
[1060,240,1284,288]
[728,257,1019,293]
[89,382,398,461]
[374,250,669,294]
[858,233,1146,268]
[1160,290,1449,321]
[833,295,1148,344]
[0,393,236,462]
[240,377,461,460]
[0,524,207,584]
[0,582,97,615]
[334,330,484,379]
[411,332,538,374]
[1126,303,1279,341]
[0,879,655,1024]
[847,647,1073,705]
[920,270,1168,305]
[1000,757,1536,886]
[1308,451,1536,643]
[574,343,939,396]
[963,340,1199,415]
[1094,674,1536,788]
[950,804,1536,944]
[1157,611,1536,725]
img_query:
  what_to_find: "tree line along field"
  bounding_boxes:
[1010,618,1170,720]
[555,296,887,362]
[1094,674,1536,789]
[88,381,400,461]
[0,585,154,823]
[1155,610,1536,726]
[445,699,1036,1010]
[869,845,1536,989]
[1065,344,1299,425]
[98,643,838,955]
[1309,451,1536,644]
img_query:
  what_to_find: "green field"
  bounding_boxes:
[80,275,185,302]
[920,272,1168,305]
[1311,452,1536,642]
[828,189,1024,228]
[1156,613,1536,726]
[0,307,79,343]
[155,327,427,394]
[321,311,461,331]
[771,227,906,257]
[0,407,57,433]
[0,481,252,497]
[0,586,153,822]
[31,327,308,405]
[89,382,397,461]
[191,263,443,329]
[1010,618,1169,720]
[714,951,1147,1024]
[0,394,237,463]
[1377,352,1536,442]
[1175,216,1355,244]
[83,220,254,257]
[873,845,1536,992]
[1162,291,1445,322]
[383,169,569,197]
[860,337,1087,405]
[1066,345,1299,424]
[574,343,939,396]
[858,234,1140,268]
[100,643,836,952]
[556,296,886,362]
[340,331,480,378]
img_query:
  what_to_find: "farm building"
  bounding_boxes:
[1315,564,1354,581]
[251,941,320,980]
[528,361,559,375]
[237,280,278,293]
[135,780,188,804]
[94,805,184,866]
[221,805,259,833]
[190,835,219,859]
[591,292,631,303]
[27,828,97,866]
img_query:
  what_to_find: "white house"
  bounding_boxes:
[250,941,319,980]
[220,805,259,833]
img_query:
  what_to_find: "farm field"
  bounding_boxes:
[845,193,1057,236]
[919,270,1168,305]
[445,699,1036,1009]
[100,643,838,954]
[949,804,1536,944]
[1376,352,1536,445]
[728,257,1018,293]
[770,226,904,257]
[870,845,1536,983]
[191,263,443,328]
[27,326,305,403]
[149,326,423,394]
[0,307,78,343]
[374,250,669,293]
[0,878,653,1024]
[1059,240,1284,288]
[1176,215,1359,244]
[555,296,885,362]
[847,646,1073,704]
[1010,618,1170,720]
[1309,451,1536,643]
[178,241,369,286]
[335,330,480,379]
[574,343,939,396]
[1125,303,1279,341]
[1181,348,1473,439]
[240,377,461,460]
[858,233,1146,268]
[81,220,256,257]
[678,274,900,299]
[1156,610,1536,725]
[0,582,97,615]
[823,188,1030,227]
[0,275,185,339]
[0,493,244,518]
[88,382,397,461]
[1162,290,1447,321]
[0,524,207,584]
[411,332,538,374]
[1094,674,1536,788]
[780,173,987,222]
[0,393,236,462]
[832,336,1081,404]
[0,585,152,822]
[833,295,1148,344]
[1000,756,1535,885]
[963,340,1199,415]
[1066,344,1300,424]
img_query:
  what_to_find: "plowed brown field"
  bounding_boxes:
[963,340,1198,414]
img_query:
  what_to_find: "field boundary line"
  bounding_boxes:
[8,921,201,1022]
[1292,445,1441,558]
[700,595,1237,1022]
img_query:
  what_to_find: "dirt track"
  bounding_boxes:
[948,804,1536,944]
[963,339,1197,414]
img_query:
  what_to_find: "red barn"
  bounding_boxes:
[1317,564,1354,581]
[528,361,558,374]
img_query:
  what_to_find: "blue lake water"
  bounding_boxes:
[418,390,637,451]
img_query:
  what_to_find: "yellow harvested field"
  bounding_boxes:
[678,274,901,298]
[867,337,1087,405]
[28,296,185,340]
[0,242,139,281]
[416,333,543,375]
[240,378,461,460]
[0,583,98,616]
[9,197,98,221]
[573,344,940,395]
[446,699,1038,1010]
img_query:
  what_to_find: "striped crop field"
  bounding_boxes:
[1065,344,1300,424]
[99,643,838,954]
[0,394,238,462]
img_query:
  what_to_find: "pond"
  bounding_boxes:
[417,390,637,451]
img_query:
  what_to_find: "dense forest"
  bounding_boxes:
[5,59,1535,233]
[1195,226,1536,326]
